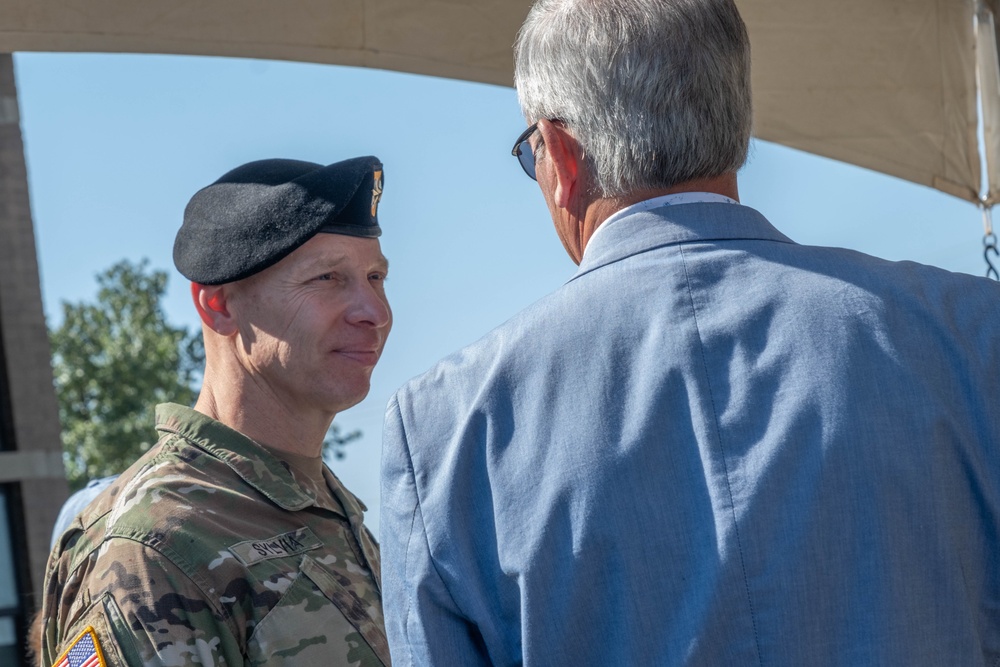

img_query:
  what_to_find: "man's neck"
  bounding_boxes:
[601,173,740,222]
[194,369,333,458]
[580,173,740,253]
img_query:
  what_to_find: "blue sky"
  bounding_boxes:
[12,52,989,530]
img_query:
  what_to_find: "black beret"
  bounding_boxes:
[174,156,384,285]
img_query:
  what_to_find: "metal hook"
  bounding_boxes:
[982,205,999,280]
[986,233,1000,281]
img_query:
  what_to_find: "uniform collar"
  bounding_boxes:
[155,403,382,590]
[154,404,362,520]
[573,202,794,283]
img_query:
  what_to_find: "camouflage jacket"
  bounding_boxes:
[41,403,391,667]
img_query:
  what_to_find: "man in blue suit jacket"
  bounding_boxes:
[381,0,1000,664]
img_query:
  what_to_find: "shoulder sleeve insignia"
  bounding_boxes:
[52,626,107,667]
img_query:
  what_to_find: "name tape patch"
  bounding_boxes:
[229,527,322,565]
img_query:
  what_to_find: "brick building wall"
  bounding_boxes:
[0,52,69,661]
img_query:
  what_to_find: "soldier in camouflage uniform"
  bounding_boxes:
[41,156,393,667]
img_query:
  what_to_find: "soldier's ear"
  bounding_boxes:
[192,283,238,336]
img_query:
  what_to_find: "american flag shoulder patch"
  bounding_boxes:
[52,626,106,667]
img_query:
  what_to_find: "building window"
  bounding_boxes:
[0,488,23,666]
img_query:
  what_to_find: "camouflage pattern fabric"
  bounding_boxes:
[40,403,390,667]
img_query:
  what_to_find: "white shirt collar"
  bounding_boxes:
[584,192,739,257]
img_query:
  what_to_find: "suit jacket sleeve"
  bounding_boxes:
[381,393,492,667]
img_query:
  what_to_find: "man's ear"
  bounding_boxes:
[191,282,238,336]
[536,119,583,209]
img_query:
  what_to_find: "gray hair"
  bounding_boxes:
[514,0,752,198]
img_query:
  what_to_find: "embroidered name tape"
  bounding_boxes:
[53,626,106,667]
[229,526,322,565]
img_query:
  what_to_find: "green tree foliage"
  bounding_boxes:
[324,425,362,461]
[51,259,361,491]
[50,260,204,490]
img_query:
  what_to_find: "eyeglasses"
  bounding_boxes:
[511,122,542,180]
[511,119,563,180]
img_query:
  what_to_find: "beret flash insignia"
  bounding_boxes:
[371,168,384,217]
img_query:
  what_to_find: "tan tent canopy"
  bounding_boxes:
[1,0,998,205]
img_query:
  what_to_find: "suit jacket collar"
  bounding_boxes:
[572,202,795,282]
